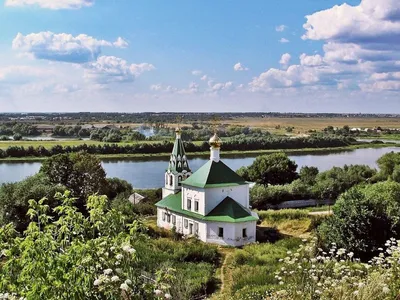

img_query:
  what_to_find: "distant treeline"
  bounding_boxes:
[2,112,400,123]
[0,135,355,158]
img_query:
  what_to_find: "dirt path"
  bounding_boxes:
[211,247,236,300]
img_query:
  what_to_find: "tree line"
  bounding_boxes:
[0,135,356,158]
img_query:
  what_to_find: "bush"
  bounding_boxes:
[318,181,400,260]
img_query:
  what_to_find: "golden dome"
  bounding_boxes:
[175,127,182,134]
[209,133,222,148]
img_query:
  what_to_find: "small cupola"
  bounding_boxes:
[209,132,222,162]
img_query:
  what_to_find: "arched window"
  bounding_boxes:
[178,175,182,186]
[169,175,173,186]
[165,174,168,185]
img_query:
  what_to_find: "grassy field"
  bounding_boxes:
[222,117,400,134]
[211,208,327,299]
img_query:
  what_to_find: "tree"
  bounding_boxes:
[236,166,250,181]
[13,133,22,141]
[247,153,298,186]
[377,152,400,179]
[0,191,160,299]
[0,173,65,231]
[299,166,319,185]
[40,152,107,210]
[318,181,400,260]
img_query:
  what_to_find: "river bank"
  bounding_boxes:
[0,142,397,162]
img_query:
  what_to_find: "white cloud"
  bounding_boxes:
[0,65,53,82]
[250,0,400,94]
[209,81,233,92]
[83,56,155,84]
[233,62,249,71]
[200,75,208,81]
[12,32,122,63]
[276,25,287,32]
[279,53,291,66]
[191,70,202,76]
[113,37,129,48]
[5,0,94,9]
[300,53,324,66]
[279,38,290,43]
[360,81,400,92]
[302,0,400,44]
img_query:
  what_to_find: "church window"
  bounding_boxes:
[167,214,171,223]
[162,212,166,221]
[172,215,176,225]
[169,175,173,186]
[178,175,182,186]
[194,200,199,212]
[184,219,188,228]
[194,222,199,234]
[187,198,192,210]
[242,228,247,238]
[165,174,168,185]
[218,227,224,238]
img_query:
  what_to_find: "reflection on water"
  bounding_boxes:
[1,147,400,188]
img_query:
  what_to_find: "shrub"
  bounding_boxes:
[318,181,400,260]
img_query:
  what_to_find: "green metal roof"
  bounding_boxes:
[181,160,247,188]
[167,136,191,173]
[155,193,258,223]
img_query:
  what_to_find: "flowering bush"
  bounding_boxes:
[269,237,400,300]
[0,191,170,299]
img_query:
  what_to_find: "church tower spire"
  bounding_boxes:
[162,127,192,198]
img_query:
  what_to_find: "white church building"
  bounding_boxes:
[156,128,258,247]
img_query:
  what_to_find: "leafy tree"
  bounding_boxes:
[236,166,250,180]
[247,153,298,186]
[313,165,376,200]
[13,133,22,141]
[377,152,400,179]
[0,191,165,299]
[318,181,400,260]
[299,166,319,185]
[105,177,133,200]
[0,173,64,231]
[40,152,107,210]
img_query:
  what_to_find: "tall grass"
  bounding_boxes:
[256,209,309,222]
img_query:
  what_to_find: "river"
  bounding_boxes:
[1,147,400,188]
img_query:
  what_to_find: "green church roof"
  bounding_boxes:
[155,193,258,223]
[181,160,248,188]
[167,135,191,174]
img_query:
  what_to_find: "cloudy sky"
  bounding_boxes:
[1,0,400,113]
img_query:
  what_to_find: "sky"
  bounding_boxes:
[0,0,400,113]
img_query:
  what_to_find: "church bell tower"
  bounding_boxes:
[162,127,192,198]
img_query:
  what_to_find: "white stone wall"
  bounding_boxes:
[181,186,206,215]
[206,221,257,247]
[204,185,249,215]
[157,208,207,240]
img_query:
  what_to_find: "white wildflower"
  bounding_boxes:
[116,254,123,260]
[154,289,163,296]
[111,276,119,282]
[122,245,131,252]
[93,279,101,286]
[103,268,113,275]
[164,293,172,299]
[125,279,132,285]
[120,283,129,291]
